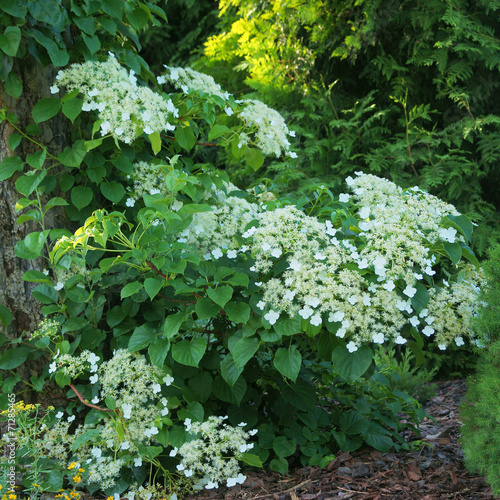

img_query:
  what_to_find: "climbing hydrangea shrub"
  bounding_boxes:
[0,51,483,497]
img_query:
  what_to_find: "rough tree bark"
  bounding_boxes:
[0,56,68,398]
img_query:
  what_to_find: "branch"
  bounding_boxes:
[69,384,118,414]
[146,260,168,280]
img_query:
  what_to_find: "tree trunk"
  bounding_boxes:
[1,56,68,399]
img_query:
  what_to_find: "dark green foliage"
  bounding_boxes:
[139,0,219,72]
[473,244,500,344]
[199,0,500,255]
[373,346,437,404]
[460,244,500,495]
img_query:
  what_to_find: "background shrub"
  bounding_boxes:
[460,244,500,495]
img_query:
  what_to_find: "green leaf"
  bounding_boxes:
[32,98,61,124]
[149,131,161,154]
[273,345,302,382]
[239,453,263,467]
[225,302,251,323]
[443,241,462,266]
[100,181,125,203]
[232,337,260,368]
[16,170,47,197]
[128,324,156,351]
[101,0,124,18]
[195,298,220,320]
[1,0,27,17]
[85,138,103,151]
[206,285,233,308]
[74,15,97,35]
[208,124,229,141]
[0,26,21,56]
[29,28,69,67]
[29,0,67,27]
[273,436,296,458]
[340,411,369,435]
[62,98,83,123]
[39,470,62,493]
[163,311,187,339]
[55,371,71,387]
[410,282,430,314]
[269,457,288,475]
[148,337,170,367]
[0,304,13,327]
[274,316,301,336]
[144,277,164,300]
[58,140,86,167]
[245,147,264,170]
[121,281,144,298]
[71,186,93,210]
[363,429,393,452]
[32,284,59,304]
[212,375,247,404]
[447,214,474,241]
[0,156,23,181]
[8,133,22,152]
[175,126,197,152]
[24,231,49,255]
[282,378,317,411]
[220,354,243,387]
[27,149,47,169]
[172,337,207,367]
[71,428,101,451]
[45,197,69,210]
[332,345,373,382]
[0,347,32,369]
[5,73,22,98]
[82,33,101,55]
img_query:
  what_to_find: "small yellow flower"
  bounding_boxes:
[67,462,78,470]
[72,476,81,484]
[70,491,78,498]
[9,494,17,499]
[107,496,114,500]
[48,406,55,410]
[78,468,84,473]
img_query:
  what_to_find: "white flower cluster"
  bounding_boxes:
[159,67,297,158]
[54,56,178,143]
[239,99,297,158]
[49,349,174,475]
[181,173,482,350]
[178,196,259,253]
[129,161,170,200]
[160,66,231,101]
[345,172,464,283]
[172,416,256,490]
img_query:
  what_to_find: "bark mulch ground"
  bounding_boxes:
[189,380,498,500]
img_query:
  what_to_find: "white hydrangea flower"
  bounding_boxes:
[403,285,417,298]
[264,310,280,325]
[121,403,132,419]
[346,341,358,353]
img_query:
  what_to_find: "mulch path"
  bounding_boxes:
[188,380,498,500]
